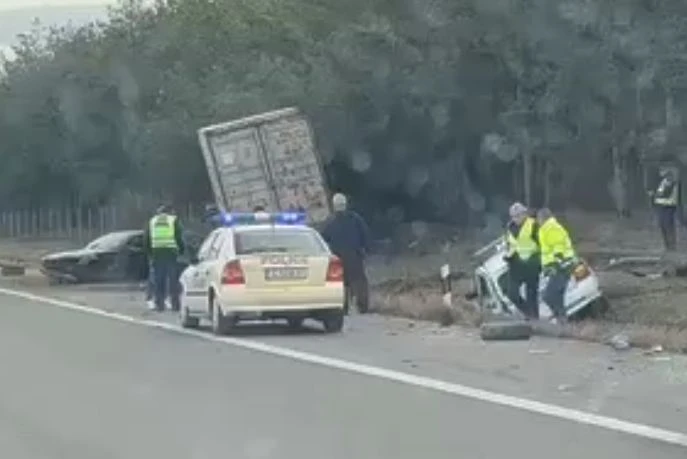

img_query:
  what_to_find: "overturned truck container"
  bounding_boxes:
[197,107,332,224]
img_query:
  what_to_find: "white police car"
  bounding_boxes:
[178,212,345,334]
[473,237,605,320]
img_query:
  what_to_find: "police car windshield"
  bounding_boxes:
[234,228,327,255]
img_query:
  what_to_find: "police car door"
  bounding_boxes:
[183,229,222,313]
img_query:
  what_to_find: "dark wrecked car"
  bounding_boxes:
[40,230,203,284]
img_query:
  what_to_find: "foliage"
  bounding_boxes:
[0,0,685,225]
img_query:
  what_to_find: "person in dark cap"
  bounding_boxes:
[143,204,185,312]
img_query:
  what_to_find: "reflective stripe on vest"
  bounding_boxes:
[654,179,678,206]
[506,217,538,261]
[150,214,178,249]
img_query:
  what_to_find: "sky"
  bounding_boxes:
[0,0,115,59]
[0,0,113,12]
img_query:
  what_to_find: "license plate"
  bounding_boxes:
[264,267,308,281]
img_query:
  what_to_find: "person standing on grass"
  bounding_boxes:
[143,204,185,312]
[504,202,541,320]
[536,208,577,323]
[321,193,372,315]
[649,168,682,251]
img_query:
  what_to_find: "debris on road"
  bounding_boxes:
[608,333,631,351]
[480,320,532,341]
[0,258,26,276]
[528,349,551,355]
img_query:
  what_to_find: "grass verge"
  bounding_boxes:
[370,277,687,354]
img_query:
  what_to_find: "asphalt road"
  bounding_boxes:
[0,293,685,458]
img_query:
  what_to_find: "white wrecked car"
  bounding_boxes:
[473,238,605,320]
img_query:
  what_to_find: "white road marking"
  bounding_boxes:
[1,287,686,448]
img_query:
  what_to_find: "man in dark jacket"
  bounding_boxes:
[321,193,372,314]
[143,204,185,312]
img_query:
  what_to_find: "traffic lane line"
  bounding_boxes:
[1,286,686,449]
[2,295,682,459]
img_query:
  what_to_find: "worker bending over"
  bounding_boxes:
[144,204,185,312]
[536,208,576,323]
[504,202,541,320]
[322,193,372,314]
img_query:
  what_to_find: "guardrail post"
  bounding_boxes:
[440,263,452,308]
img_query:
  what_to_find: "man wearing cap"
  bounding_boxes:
[650,168,682,251]
[143,204,185,312]
[537,208,577,323]
[321,193,372,314]
[504,202,541,319]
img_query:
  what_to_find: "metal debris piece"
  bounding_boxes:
[608,333,631,351]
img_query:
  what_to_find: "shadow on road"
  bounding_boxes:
[195,320,327,337]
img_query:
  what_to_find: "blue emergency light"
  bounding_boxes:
[220,211,307,226]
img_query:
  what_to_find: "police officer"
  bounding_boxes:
[504,202,540,320]
[651,168,681,251]
[321,193,372,314]
[143,204,185,312]
[536,208,576,323]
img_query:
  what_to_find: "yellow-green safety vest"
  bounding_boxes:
[149,214,178,249]
[539,217,576,267]
[654,179,678,207]
[506,217,538,261]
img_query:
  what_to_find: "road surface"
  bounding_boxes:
[0,291,685,458]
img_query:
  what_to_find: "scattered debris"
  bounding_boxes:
[644,344,664,355]
[528,349,551,355]
[480,320,532,341]
[608,333,631,350]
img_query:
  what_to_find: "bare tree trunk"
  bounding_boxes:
[523,150,532,206]
[611,144,630,218]
[543,159,551,207]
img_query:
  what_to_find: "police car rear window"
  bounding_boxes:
[234,229,327,255]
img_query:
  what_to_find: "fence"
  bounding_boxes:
[0,204,206,241]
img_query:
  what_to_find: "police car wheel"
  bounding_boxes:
[180,306,199,329]
[211,297,234,335]
[323,310,344,333]
[479,320,532,341]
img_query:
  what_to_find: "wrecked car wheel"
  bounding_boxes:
[480,320,532,341]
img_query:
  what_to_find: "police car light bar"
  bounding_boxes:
[220,212,307,226]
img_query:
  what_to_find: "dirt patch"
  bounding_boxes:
[366,210,687,352]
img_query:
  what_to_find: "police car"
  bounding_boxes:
[178,212,345,334]
[473,237,605,320]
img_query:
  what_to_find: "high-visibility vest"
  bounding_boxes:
[149,214,178,249]
[506,217,538,261]
[539,217,576,267]
[654,179,679,206]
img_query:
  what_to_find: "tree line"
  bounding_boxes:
[0,0,686,228]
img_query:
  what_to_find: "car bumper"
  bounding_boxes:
[216,283,344,315]
[40,267,79,283]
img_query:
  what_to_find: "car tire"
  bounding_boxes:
[322,310,344,333]
[480,320,532,341]
[180,306,200,329]
[287,317,305,330]
[211,296,234,335]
